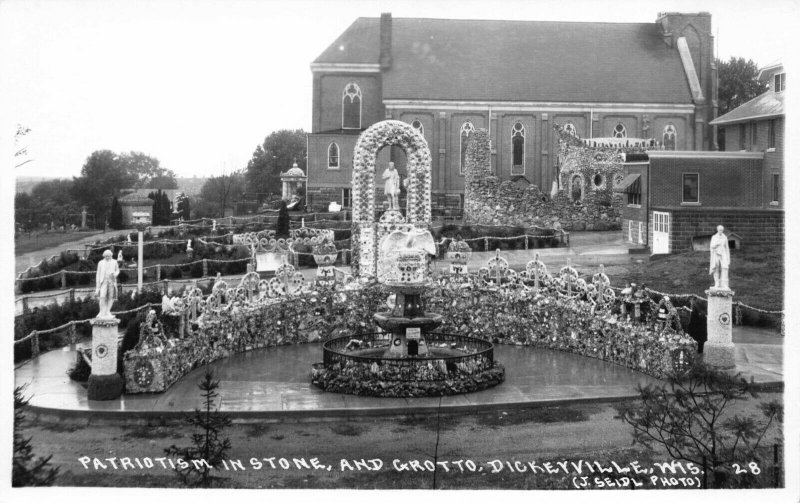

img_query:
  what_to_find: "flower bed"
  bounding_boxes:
[311,362,506,397]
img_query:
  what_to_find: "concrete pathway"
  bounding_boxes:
[15,326,781,419]
[15,231,632,314]
[15,229,136,275]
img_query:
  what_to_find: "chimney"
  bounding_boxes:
[380,12,392,70]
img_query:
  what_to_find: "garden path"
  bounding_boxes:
[14,327,781,419]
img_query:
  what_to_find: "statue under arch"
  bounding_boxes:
[350,120,432,278]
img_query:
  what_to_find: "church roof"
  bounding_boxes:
[314,17,693,104]
[710,90,785,126]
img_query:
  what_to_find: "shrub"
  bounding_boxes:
[276,201,290,238]
[67,351,91,382]
[169,267,183,280]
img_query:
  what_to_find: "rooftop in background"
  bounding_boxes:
[313,16,693,104]
[711,61,785,126]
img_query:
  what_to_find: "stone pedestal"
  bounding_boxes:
[704,288,736,369]
[87,317,124,400]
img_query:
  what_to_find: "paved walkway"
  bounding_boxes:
[15,228,137,275]
[15,326,782,420]
[15,231,636,311]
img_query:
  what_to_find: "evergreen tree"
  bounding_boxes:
[148,191,158,225]
[161,191,171,225]
[165,371,232,487]
[181,196,191,220]
[276,200,290,238]
[109,196,123,229]
[13,386,58,486]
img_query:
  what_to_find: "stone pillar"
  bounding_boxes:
[704,288,736,368]
[437,112,447,192]
[87,317,123,400]
[540,113,549,190]
[137,230,144,293]
[202,259,208,277]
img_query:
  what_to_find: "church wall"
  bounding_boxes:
[494,113,538,184]
[315,74,383,132]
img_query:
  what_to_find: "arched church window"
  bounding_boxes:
[663,124,677,150]
[342,83,362,129]
[459,120,475,174]
[511,122,525,175]
[411,119,424,136]
[564,122,577,136]
[613,123,627,138]
[328,142,339,169]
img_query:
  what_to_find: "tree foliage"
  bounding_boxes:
[109,196,123,229]
[164,371,232,488]
[15,178,82,231]
[70,150,174,227]
[717,57,768,116]
[118,151,176,189]
[276,200,290,238]
[175,192,191,220]
[245,129,307,202]
[13,386,59,486]
[619,363,783,488]
[198,171,245,218]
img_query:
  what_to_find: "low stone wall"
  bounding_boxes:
[463,129,623,231]
[123,278,696,394]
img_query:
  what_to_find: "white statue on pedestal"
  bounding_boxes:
[709,225,730,290]
[117,250,124,264]
[382,161,400,210]
[95,250,120,318]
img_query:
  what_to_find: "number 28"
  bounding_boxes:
[732,462,761,475]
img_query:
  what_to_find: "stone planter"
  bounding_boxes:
[313,252,338,266]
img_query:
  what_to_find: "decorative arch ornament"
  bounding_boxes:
[351,120,432,277]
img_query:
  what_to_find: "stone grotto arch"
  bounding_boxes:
[351,120,432,277]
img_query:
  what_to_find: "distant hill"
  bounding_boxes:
[175,177,207,197]
[16,176,208,197]
[15,176,65,194]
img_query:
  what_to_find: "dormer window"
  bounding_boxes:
[774,73,786,93]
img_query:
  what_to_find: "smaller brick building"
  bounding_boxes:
[118,193,154,226]
[710,61,784,210]
[616,151,783,254]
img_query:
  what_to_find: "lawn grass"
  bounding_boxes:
[15,230,104,255]
[605,245,783,312]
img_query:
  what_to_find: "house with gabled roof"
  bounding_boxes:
[710,61,784,209]
[306,12,718,212]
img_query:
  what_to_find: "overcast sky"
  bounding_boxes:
[1,0,796,179]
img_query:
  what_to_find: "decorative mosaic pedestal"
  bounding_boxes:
[704,288,736,369]
[87,317,124,400]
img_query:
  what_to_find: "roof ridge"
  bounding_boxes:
[357,16,654,26]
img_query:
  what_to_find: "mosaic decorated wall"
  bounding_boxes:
[123,265,695,394]
[463,127,624,231]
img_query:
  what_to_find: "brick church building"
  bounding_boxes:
[306,12,718,212]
